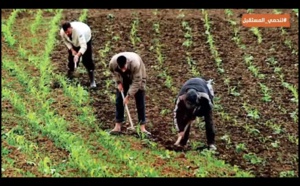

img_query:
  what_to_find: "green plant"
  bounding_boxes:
[224,9,233,17]
[271,140,280,148]
[247,9,254,13]
[229,86,240,97]
[243,153,263,164]
[279,170,295,177]
[235,143,247,153]
[220,134,231,145]
[250,27,262,44]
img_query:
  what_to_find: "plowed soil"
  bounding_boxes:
[49,9,298,177]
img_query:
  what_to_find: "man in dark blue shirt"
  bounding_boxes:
[173,77,216,150]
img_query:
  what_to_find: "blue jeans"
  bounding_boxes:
[115,89,146,125]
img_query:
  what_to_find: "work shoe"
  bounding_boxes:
[142,130,151,136]
[139,130,151,138]
[90,81,97,88]
[67,70,74,80]
[208,144,217,151]
[88,70,96,88]
[174,143,184,148]
[109,130,122,135]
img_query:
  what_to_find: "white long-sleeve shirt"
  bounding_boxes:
[60,21,91,55]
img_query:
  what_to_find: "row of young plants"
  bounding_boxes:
[2,96,43,177]
[52,11,165,176]
[54,10,220,177]
[273,9,298,56]
[1,9,257,177]
[1,87,72,177]
[1,9,96,176]
[146,12,254,177]
[46,10,167,176]
[222,9,297,176]
[2,9,129,177]
[224,9,298,141]
[205,11,272,168]
[152,12,177,94]
[152,11,179,118]
[179,15,201,78]
[2,9,26,47]
[201,9,224,74]
[92,12,199,176]
[200,10,296,173]
[179,11,255,165]
[149,10,255,176]
[114,11,253,176]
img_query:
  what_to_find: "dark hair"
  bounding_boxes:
[117,55,127,68]
[186,89,198,103]
[62,22,71,32]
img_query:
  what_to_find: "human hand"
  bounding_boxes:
[123,95,129,105]
[174,131,184,146]
[71,49,77,56]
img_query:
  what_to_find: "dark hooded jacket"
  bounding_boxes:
[173,78,214,132]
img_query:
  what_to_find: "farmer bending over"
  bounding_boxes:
[108,52,151,136]
[173,77,216,150]
[60,21,96,88]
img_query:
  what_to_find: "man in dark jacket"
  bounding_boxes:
[173,77,216,150]
[108,52,150,136]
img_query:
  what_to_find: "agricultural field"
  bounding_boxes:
[1,9,298,177]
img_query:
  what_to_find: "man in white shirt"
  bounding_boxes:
[60,21,96,88]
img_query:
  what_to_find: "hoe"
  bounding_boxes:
[174,121,191,147]
[121,91,135,131]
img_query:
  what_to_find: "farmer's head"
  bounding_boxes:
[62,22,72,36]
[117,55,127,72]
[184,89,198,109]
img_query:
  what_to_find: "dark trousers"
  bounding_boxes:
[68,39,95,72]
[180,110,215,146]
[204,110,215,145]
[115,88,146,125]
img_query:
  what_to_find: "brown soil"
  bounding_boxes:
[51,9,298,177]
[3,9,297,177]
